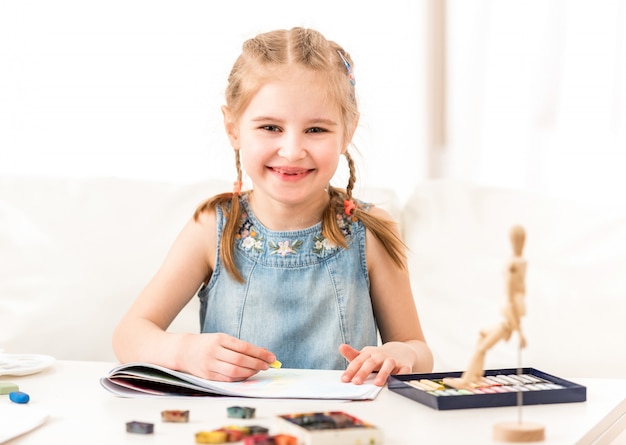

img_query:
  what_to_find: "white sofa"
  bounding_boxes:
[2,177,625,379]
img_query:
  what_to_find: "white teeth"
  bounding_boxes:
[274,168,304,175]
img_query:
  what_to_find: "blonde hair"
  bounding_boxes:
[195,27,406,282]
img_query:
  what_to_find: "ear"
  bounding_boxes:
[342,113,360,153]
[222,105,240,149]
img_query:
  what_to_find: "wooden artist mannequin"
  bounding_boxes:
[457,225,528,387]
[445,225,545,442]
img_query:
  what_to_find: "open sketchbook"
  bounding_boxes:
[100,363,383,400]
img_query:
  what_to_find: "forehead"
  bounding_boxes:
[243,66,341,119]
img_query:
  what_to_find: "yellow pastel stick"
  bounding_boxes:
[270,360,282,369]
[195,430,227,444]
[407,380,431,391]
[419,379,444,390]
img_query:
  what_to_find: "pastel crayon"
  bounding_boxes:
[495,375,519,385]
[126,421,153,434]
[0,382,19,395]
[9,391,30,404]
[484,376,504,386]
[419,379,444,390]
[406,380,431,391]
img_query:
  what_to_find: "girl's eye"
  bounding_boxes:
[261,125,281,132]
[306,127,326,134]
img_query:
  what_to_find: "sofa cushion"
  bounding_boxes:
[403,180,626,378]
[0,177,231,361]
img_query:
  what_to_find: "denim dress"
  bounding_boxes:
[197,194,378,370]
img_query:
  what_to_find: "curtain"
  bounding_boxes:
[444,0,626,207]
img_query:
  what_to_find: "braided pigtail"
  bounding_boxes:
[322,152,407,270]
[221,150,244,282]
[321,187,348,249]
[194,150,245,283]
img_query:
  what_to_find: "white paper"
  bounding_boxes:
[0,405,49,444]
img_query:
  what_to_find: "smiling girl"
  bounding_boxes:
[113,27,433,387]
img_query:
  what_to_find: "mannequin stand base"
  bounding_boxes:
[493,422,545,442]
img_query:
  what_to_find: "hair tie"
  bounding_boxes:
[343,199,356,216]
[233,181,242,195]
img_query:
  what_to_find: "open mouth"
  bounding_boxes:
[269,167,313,177]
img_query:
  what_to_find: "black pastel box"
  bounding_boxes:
[387,368,586,410]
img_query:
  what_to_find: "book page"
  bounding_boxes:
[101,364,383,400]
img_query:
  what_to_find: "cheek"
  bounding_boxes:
[239,142,271,174]
[311,147,343,178]
[328,156,342,175]
[320,142,344,165]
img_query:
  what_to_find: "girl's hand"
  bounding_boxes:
[339,343,413,387]
[176,332,276,382]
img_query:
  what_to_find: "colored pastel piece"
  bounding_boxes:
[270,360,282,369]
[272,434,298,445]
[223,425,250,434]
[247,425,269,435]
[432,389,451,396]
[479,387,497,394]
[227,405,256,419]
[9,391,30,404]
[419,379,444,390]
[495,374,519,385]
[126,421,154,434]
[0,381,19,395]
[484,376,505,386]
[219,427,244,442]
[195,430,228,444]
[407,380,431,391]
[243,434,272,445]
[161,409,190,422]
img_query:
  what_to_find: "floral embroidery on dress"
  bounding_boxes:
[268,239,303,256]
[335,212,354,237]
[313,234,337,255]
[233,196,371,257]
[237,213,264,253]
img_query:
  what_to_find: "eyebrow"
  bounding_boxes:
[251,116,339,127]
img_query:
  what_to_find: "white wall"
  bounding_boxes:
[0,1,427,204]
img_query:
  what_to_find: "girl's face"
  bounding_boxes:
[224,67,350,209]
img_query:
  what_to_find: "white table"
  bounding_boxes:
[1,360,626,444]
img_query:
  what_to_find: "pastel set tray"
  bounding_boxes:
[387,367,587,410]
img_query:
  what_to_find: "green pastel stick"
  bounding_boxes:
[0,381,19,395]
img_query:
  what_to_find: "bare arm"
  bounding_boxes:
[340,207,433,386]
[112,208,275,381]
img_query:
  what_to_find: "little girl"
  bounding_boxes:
[113,27,433,387]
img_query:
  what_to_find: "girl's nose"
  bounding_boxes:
[277,134,306,161]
